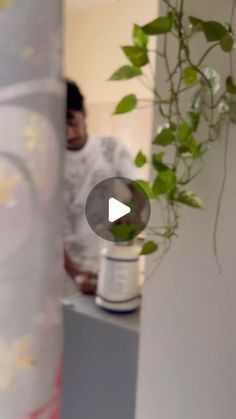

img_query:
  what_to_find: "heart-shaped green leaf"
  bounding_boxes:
[135,179,158,199]
[188,111,201,132]
[220,32,235,52]
[152,153,169,172]
[153,169,176,196]
[110,65,141,81]
[135,151,147,168]
[133,24,148,47]
[142,16,173,35]
[189,16,204,31]
[226,76,236,94]
[111,224,140,242]
[201,67,221,94]
[203,21,227,42]
[153,127,175,146]
[183,66,198,86]
[177,122,193,143]
[177,122,198,156]
[176,191,204,208]
[140,240,158,255]
[114,94,137,114]
[122,46,149,67]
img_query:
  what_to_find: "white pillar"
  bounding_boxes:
[0,1,64,417]
[136,1,236,419]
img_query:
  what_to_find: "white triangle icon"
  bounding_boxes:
[108,197,131,223]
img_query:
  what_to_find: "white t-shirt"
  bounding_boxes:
[63,134,137,272]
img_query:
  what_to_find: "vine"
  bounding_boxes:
[110,0,236,270]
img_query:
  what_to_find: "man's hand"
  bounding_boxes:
[75,271,97,295]
[64,249,79,279]
[64,249,97,295]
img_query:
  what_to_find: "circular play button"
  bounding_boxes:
[85,177,151,242]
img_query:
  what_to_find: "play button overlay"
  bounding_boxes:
[85,177,151,242]
[108,198,131,222]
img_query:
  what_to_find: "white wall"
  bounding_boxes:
[64,0,157,104]
[136,1,236,419]
[64,0,158,178]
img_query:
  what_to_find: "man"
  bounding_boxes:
[64,79,137,293]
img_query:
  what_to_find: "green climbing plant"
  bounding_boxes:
[110,0,236,271]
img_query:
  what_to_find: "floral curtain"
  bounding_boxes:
[0,0,64,418]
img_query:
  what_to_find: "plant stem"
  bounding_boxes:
[197,43,219,66]
[148,49,164,57]
[138,75,154,93]
[213,0,236,273]
[213,119,230,273]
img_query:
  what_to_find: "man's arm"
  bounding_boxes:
[64,248,79,280]
[115,141,138,180]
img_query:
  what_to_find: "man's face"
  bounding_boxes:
[66,110,87,151]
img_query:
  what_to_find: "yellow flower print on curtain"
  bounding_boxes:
[25,114,40,152]
[0,335,36,391]
[0,166,20,205]
[0,0,9,11]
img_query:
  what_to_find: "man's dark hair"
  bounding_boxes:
[66,79,84,118]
